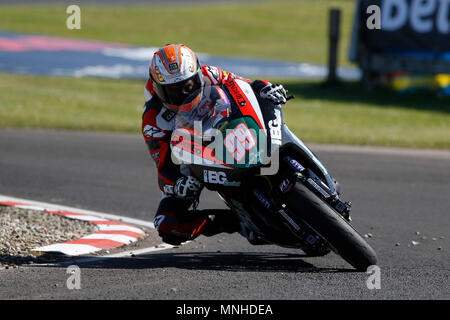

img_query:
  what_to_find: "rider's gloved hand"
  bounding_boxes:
[174,175,203,200]
[260,83,288,105]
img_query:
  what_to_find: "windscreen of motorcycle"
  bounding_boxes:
[171,86,233,169]
[174,86,231,134]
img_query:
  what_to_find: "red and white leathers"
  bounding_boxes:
[142,65,269,245]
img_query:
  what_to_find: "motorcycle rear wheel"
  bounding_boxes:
[285,182,378,271]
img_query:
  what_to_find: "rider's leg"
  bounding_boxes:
[153,195,240,245]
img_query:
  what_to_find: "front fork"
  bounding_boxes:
[281,155,352,221]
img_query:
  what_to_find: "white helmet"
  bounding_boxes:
[150,44,203,111]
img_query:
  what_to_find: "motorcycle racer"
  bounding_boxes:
[142,44,288,245]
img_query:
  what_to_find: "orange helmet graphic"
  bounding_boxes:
[150,44,203,111]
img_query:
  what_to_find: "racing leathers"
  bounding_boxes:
[142,65,279,245]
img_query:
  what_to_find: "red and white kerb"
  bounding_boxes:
[0,201,145,256]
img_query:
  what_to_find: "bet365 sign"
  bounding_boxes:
[370,0,449,33]
[360,0,450,51]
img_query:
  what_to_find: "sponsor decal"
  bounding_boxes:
[154,65,164,82]
[151,151,160,166]
[204,169,226,184]
[203,169,240,186]
[151,151,160,159]
[284,156,305,172]
[223,180,241,187]
[380,0,449,33]
[224,79,265,132]
[143,125,165,138]
[226,78,247,107]
[206,66,220,82]
[168,62,179,71]
[278,209,300,231]
[153,215,165,229]
[279,178,293,193]
[222,70,237,81]
[305,234,319,245]
[162,109,176,122]
[163,184,174,195]
[252,189,271,209]
[307,178,330,199]
[268,109,282,146]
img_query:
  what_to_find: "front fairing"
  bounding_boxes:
[170,84,336,193]
[171,86,270,171]
[281,124,337,194]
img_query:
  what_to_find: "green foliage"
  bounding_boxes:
[1,73,448,149]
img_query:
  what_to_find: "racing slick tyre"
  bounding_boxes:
[285,182,378,271]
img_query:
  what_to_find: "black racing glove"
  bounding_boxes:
[260,83,288,105]
[174,175,203,200]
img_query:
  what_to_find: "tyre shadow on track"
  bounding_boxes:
[51,251,356,273]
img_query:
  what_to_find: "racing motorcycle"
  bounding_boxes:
[170,77,378,271]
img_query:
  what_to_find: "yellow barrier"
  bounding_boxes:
[386,74,450,96]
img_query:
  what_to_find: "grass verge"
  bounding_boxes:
[1,73,448,149]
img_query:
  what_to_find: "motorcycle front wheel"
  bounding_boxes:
[285,182,378,271]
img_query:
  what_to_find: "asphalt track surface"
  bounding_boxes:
[0,129,449,300]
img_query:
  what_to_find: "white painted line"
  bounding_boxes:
[96,224,145,234]
[14,205,48,211]
[309,143,450,160]
[81,233,137,244]
[25,244,178,268]
[107,243,177,257]
[34,244,102,255]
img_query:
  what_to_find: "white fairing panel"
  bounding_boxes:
[281,124,329,175]
[234,79,267,135]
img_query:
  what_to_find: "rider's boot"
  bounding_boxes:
[200,209,242,237]
[199,210,268,245]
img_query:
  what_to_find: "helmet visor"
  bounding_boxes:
[161,73,202,106]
